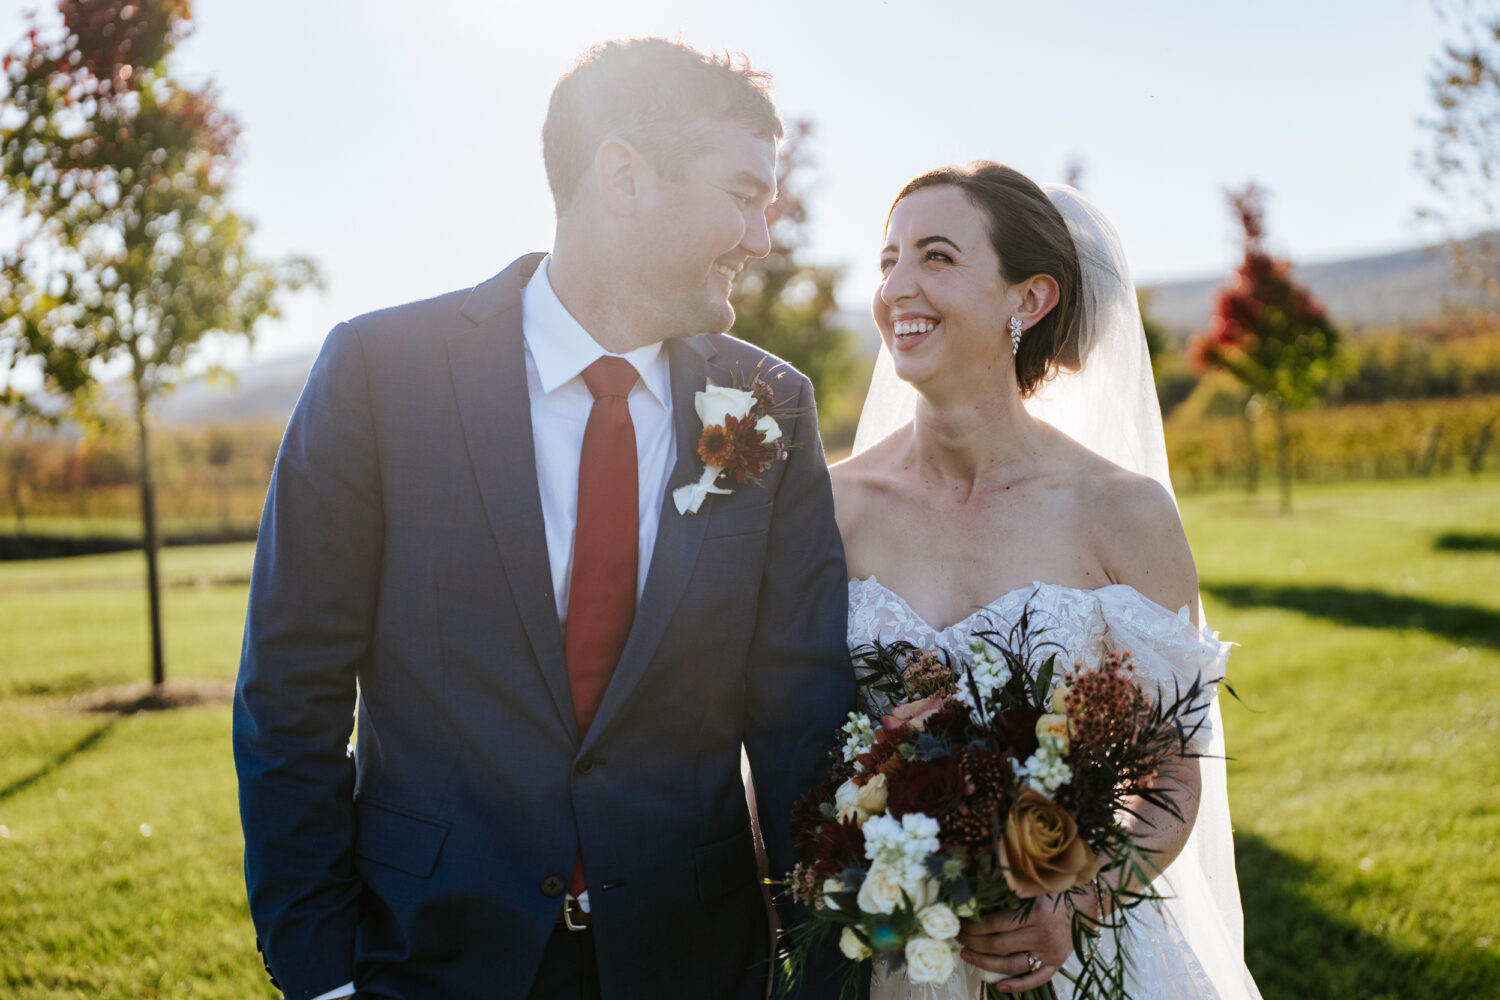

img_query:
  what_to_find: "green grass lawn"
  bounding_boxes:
[0,477,1496,997]
[1188,476,1500,998]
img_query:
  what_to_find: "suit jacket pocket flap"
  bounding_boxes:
[693,828,756,901]
[355,801,450,878]
[703,502,773,540]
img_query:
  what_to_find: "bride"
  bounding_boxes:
[831,163,1262,999]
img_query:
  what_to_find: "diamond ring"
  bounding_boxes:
[1026,951,1042,973]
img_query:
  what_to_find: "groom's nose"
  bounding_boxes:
[741,207,772,259]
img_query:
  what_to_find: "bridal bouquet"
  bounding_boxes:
[779,607,1216,1000]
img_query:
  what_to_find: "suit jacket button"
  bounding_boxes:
[541,875,566,898]
[575,754,595,775]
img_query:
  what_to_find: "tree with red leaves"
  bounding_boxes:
[1,0,320,686]
[1189,184,1342,511]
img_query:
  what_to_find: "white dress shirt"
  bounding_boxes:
[311,258,675,1000]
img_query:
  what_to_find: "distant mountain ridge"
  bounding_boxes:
[158,236,1492,425]
[1140,236,1493,339]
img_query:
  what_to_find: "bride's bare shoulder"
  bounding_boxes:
[1073,453,1199,619]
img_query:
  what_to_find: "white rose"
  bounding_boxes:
[904,936,957,984]
[821,878,846,910]
[855,773,888,815]
[896,873,939,911]
[695,383,756,428]
[839,926,873,961]
[917,903,962,941]
[856,865,906,915]
[834,778,867,824]
[755,413,782,444]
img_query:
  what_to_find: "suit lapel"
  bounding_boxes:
[583,334,719,750]
[447,254,577,741]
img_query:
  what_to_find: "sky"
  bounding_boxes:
[0,0,1476,371]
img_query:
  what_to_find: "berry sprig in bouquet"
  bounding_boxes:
[779,606,1217,1000]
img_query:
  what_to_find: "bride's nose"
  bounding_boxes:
[879,257,917,306]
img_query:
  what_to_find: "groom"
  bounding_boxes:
[233,38,853,1000]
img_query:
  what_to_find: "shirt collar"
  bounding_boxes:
[522,256,670,406]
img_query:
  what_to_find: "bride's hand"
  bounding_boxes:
[954,889,1098,993]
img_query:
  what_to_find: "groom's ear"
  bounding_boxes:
[1016,274,1061,326]
[593,138,650,217]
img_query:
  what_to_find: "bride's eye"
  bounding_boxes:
[925,250,953,264]
[878,257,896,277]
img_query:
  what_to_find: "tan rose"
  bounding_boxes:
[855,772,889,815]
[999,788,1101,898]
[1036,712,1071,748]
[1050,684,1072,714]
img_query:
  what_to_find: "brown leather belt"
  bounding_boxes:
[557,896,592,931]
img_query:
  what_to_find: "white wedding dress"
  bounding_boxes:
[849,577,1254,1000]
[846,184,1263,999]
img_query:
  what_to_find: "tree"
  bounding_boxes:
[1,0,320,686]
[1416,0,1500,295]
[730,119,863,447]
[1189,184,1342,511]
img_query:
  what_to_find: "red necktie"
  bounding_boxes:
[566,356,639,896]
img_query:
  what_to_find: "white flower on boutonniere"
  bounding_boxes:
[671,376,788,515]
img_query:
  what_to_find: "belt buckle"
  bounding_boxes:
[561,895,590,932]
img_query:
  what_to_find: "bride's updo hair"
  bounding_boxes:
[890,162,1084,397]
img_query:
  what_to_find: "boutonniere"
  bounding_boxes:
[672,374,791,515]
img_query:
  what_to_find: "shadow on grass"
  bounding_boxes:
[1237,833,1498,999]
[1434,531,1500,553]
[1204,583,1500,650]
[0,719,117,803]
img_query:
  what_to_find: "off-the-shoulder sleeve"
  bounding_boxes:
[1094,589,1232,750]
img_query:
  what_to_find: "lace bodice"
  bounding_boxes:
[848,577,1230,749]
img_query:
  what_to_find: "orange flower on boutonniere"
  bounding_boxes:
[673,376,789,514]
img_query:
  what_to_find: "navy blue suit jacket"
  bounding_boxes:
[233,254,854,999]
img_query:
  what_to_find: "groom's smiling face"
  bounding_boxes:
[631,121,777,339]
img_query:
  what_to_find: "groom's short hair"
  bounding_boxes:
[543,38,783,212]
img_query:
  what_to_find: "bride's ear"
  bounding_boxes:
[1015,274,1061,328]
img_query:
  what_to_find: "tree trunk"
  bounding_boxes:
[1471,420,1493,475]
[135,401,167,687]
[1242,400,1260,494]
[1275,403,1292,513]
[1417,424,1442,477]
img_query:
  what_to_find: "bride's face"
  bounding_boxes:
[874,185,1017,390]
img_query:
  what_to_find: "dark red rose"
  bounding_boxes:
[998,708,1044,759]
[922,701,974,746]
[886,754,967,821]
